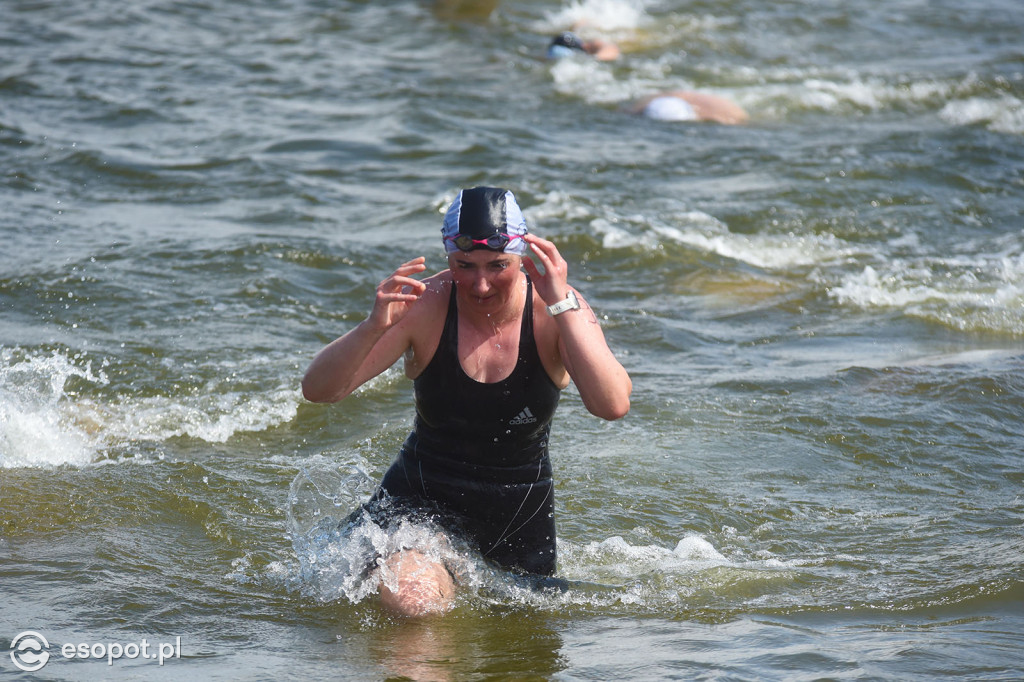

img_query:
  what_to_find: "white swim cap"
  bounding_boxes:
[643,96,698,122]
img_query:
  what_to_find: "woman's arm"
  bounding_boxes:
[302,257,427,403]
[521,235,632,420]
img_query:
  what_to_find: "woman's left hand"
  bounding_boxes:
[521,233,571,306]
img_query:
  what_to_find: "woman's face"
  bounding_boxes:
[447,249,523,313]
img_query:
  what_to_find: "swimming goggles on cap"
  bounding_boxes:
[445,233,522,252]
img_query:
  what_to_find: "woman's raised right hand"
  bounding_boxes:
[367,256,428,330]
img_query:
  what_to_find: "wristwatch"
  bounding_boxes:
[546,290,581,316]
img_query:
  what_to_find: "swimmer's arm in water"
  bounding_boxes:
[302,257,429,403]
[522,234,632,421]
[585,38,620,61]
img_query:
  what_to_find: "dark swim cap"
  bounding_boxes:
[551,32,586,52]
[441,187,528,255]
[547,32,588,59]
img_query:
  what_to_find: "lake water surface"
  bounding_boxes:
[2,0,1024,679]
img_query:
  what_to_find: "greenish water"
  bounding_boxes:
[2,0,1023,679]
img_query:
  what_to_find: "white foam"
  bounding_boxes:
[526,190,595,225]
[560,534,730,582]
[588,211,860,270]
[549,56,632,105]
[717,70,1021,125]
[829,252,1024,334]
[0,347,304,468]
[539,532,814,611]
[940,95,1024,135]
[590,217,659,250]
[111,386,300,444]
[540,0,647,33]
[0,349,107,468]
[666,226,858,269]
[728,75,893,120]
[0,398,96,468]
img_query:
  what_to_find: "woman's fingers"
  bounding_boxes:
[525,235,565,272]
[395,256,427,273]
[379,258,427,296]
[369,257,428,326]
[387,275,426,293]
[524,233,554,258]
[523,234,569,303]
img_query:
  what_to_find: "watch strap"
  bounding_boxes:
[546,290,580,316]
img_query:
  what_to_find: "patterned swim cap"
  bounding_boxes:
[441,187,528,256]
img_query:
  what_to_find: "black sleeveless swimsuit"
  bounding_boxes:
[371,277,562,576]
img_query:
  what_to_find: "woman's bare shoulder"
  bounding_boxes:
[413,270,452,308]
[398,270,451,332]
[402,269,452,377]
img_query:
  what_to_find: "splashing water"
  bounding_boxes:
[0,348,108,468]
[281,455,482,605]
[542,0,648,34]
[0,346,304,469]
[269,456,808,615]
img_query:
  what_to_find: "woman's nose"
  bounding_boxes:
[470,272,490,295]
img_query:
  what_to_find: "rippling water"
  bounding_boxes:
[3,0,1024,679]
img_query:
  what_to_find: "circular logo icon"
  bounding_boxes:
[10,631,50,672]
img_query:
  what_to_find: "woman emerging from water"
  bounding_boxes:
[302,187,632,616]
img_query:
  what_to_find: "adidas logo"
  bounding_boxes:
[509,406,538,425]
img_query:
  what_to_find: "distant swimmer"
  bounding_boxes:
[632,91,749,125]
[546,31,621,61]
[546,31,748,124]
